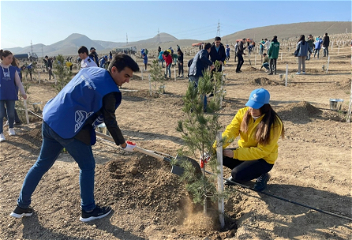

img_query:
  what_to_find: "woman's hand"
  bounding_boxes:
[223,149,234,158]
[22,93,27,100]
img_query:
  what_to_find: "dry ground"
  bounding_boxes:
[0,45,351,240]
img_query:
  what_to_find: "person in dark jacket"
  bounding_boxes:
[177,49,184,78]
[236,38,246,73]
[89,47,99,67]
[209,36,226,72]
[189,43,214,112]
[306,34,314,60]
[322,33,330,57]
[10,54,140,222]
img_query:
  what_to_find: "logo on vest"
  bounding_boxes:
[75,110,94,132]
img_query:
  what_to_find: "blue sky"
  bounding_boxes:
[0,0,351,48]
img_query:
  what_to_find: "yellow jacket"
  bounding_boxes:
[215,107,283,164]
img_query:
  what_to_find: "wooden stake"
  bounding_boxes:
[141,68,144,81]
[216,131,225,229]
[148,74,152,96]
[23,100,29,124]
[326,56,330,74]
[347,80,352,122]
[285,64,288,87]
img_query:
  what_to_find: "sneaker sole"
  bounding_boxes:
[10,212,33,218]
[79,209,112,222]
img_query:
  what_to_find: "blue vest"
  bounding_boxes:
[43,67,121,141]
[0,66,18,101]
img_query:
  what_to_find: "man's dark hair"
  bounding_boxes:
[215,36,221,41]
[204,43,212,50]
[108,54,139,72]
[78,46,89,55]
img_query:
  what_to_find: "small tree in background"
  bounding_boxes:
[176,61,227,214]
[149,59,165,95]
[53,55,71,93]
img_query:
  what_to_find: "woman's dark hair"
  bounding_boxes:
[11,57,19,67]
[177,49,183,55]
[0,49,13,60]
[108,53,139,72]
[163,51,169,56]
[240,104,285,145]
[204,43,212,50]
[298,35,305,43]
[272,35,278,42]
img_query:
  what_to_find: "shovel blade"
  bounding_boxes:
[171,165,185,176]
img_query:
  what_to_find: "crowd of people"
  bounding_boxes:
[0,30,347,224]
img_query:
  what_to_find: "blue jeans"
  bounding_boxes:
[17,122,96,211]
[0,100,15,133]
[189,76,207,111]
[323,47,329,57]
[314,49,320,58]
[165,64,171,77]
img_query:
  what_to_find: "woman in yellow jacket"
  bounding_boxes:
[218,88,284,191]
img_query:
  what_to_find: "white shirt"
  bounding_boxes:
[81,56,97,68]
[265,41,270,50]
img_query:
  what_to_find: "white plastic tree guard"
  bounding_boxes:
[216,131,225,228]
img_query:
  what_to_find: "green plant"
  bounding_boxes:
[149,60,165,95]
[53,55,72,93]
[176,63,227,214]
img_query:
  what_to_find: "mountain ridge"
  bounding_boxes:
[7,21,351,56]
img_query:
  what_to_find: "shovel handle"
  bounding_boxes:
[134,146,172,163]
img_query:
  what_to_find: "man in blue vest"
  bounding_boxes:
[10,54,140,222]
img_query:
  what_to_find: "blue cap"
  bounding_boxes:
[245,88,270,109]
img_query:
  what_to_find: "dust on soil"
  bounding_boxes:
[0,44,351,240]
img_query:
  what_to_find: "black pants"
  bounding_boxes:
[223,156,273,182]
[269,58,277,74]
[236,53,244,72]
[178,62,183,76]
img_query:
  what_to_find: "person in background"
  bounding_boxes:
[89,47,99,67]
[314,37,322,59]
[99,56,108,69]
[234,41,239,62]
[267,36,280,75]
[213,88,284,192]
[78,46,97,69]
[10,54,140,222]
[0,50,27,142]
[158,46,161,55]
[4,57,23,127]
[143,53,148,71]
[45,56,55,80]
[109,51,112,61]
[236,38,246,73]
[295,35,312,75]
[264,38,270,54]
[177,49,184,78]
[306,34,314,60]
[209,36,226,72]
[158,50,164,67]
[225,45,231,61]
[322,33,330,57]
[259,53,269,72]
[162,51,172,78]
[259,39,265,55]
[188,43,215,112]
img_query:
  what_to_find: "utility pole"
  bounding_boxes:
[157,28,161,43]
[216,20,220,37]
[30,40,33,54]
[126,33,128,45]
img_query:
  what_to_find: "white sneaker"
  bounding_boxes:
[0,133,5,142]
[8,128,15,136]
[296,72,301,75]
[3,121,9,127]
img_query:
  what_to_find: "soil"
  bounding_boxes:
[0,44,351,240]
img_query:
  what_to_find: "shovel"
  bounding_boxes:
[95,131,201,176]
[134,146,201,176]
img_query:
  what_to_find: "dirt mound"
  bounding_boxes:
[335,78,351,90]
[277,101,322,122]
[251,77,281,86]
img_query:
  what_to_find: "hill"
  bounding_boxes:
[6,21,351,56]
